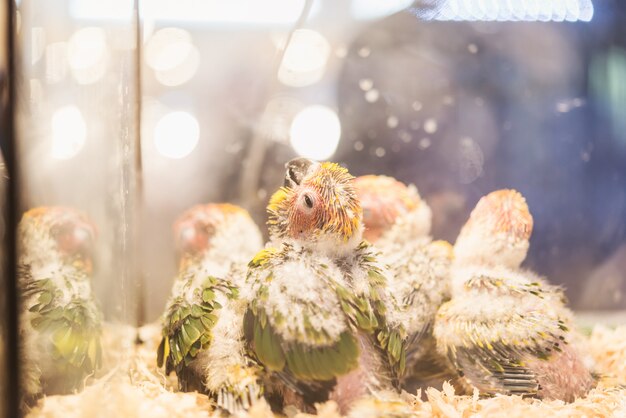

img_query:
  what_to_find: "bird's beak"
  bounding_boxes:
[283,158,319,188]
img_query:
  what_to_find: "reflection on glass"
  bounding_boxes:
[18,207,102,404]
[15,0,139,414]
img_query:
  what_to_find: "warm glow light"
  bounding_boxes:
[51,106,87,160]
[154,112,200,159]
[278,29,330,87]
[67,27,108,84]
[145,28,200,87]
[289,105,341,160]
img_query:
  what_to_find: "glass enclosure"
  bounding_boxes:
[3,0,626,416]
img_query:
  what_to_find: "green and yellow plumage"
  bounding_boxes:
[18,207,103,403]
[247,159,409,412]
[157,203,265,414]
[268,162,362,244]
[157,275,238,375]
[435,268,593,400]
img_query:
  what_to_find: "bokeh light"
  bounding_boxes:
[145,28,200,87]
[278,29,330,87]
[154,111,200,159]
[51,106,87,160]
[67,27,108,84]
[289,105,341,160]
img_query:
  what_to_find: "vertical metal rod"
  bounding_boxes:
[4,0,21,415]
[133,0,145,328]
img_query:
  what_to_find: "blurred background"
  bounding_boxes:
[4,0,626,324]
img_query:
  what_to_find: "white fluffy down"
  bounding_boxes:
[259,252,349,346]
[381,238,451,338]
[435,265,572,350]
[454,229,528,271]
[162,207,264,393]
[378,196,433,246]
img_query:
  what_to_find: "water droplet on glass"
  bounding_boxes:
[581,151,591,162]
[375,147,386,157]
[354,141,364,151]
[419,138,431,149]
[412,101,423,111]
[556,102,570,113]
[387,116,399,128]
[398,130,412,143]
[424,118,438,134]
[459,137,484,184]
[226,141,243,154]
[467,43,478,54]
[359,78,373,91]
[365,89,380,103]
[358,47,371,58]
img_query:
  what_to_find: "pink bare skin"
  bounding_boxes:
[530,345,594,402]
[328,333,392,415]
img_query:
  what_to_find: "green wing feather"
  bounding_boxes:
[24,277,102,391]
[441,279,570,396]
[245,246,361,383]
[157,275,238,377]
[339,242,408,374]
[246,309,359,382]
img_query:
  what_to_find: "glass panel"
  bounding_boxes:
[13,0,138,412]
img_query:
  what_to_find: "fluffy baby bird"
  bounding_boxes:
[353,175,453,390]
[18,207,102,404]
[157,203,264,414]
[453,189,533,270]
[245,159,406,414]
[434,190,594,402]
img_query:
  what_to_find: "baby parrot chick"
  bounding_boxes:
[18,207,102,403]
[354,175,454,390]
[157,203,264,414]
[245,160,407,414]
[434,189,594,402]
[453,189,533,270]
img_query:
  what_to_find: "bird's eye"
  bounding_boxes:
[303,194,314,209]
